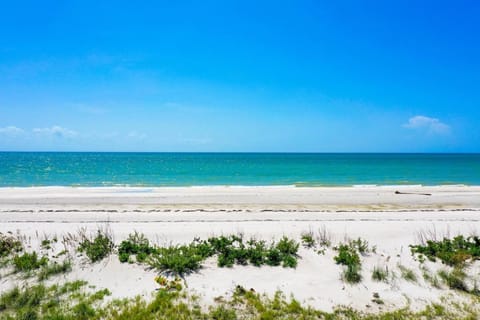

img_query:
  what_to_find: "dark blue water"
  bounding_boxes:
[0,152,479,187]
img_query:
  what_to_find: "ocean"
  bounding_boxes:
[0,152,479,187]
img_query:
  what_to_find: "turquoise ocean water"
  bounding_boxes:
[0,152,479,187]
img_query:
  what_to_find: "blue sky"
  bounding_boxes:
[0,0,479,152]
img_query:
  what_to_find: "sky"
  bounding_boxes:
[0,0,479,152]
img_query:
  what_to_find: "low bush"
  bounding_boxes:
[276,236,300,256]
[119,252,129,263]
[148,244,204,276]
[334,243,362,284]
[266,247,282,266]
[246,239,266,266]
[410,235,480,267]
[301,231,316,248]
[282,254,298,268]
[209,235,299,269]
[78,229,114,262]
[146,235,300,276]
[13,252,48,272]
[334,244,360,266]
[118,231,156,263]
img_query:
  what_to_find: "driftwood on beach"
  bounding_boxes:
[395,190,432,196]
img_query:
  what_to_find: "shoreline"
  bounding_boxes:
[1,185,480,211]
[0,183,478,188]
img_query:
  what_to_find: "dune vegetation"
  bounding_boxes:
[1,229,480,319]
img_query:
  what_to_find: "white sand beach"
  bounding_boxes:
[1,185,480,313]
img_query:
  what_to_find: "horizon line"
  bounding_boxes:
[1,151,479,155]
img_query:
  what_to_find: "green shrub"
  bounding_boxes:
[275,237,299,268]
[410,235,480,267]
[247,239,267,266]
[266,247,282,266]
[234,246,249,266]
[282,254,298,268]
[78,230,114,263]
[119,252,129,263]
[192,238,216,258]
[118,231,156,263]
[334,243,362,284]
[146,235,300,274]
[208,235,241,253]
[334,244,360,266]
[13,252,48,272]
[301,231,316,248]
[276,237,299,256]
[148,244,204,276]
[136,251,148,263]
[207,235,298,269]
[218,251,236,267]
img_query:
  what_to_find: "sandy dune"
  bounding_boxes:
[1,186,479,312]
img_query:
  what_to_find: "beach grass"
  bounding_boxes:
[0,233,23,258]
[372,265,389,282]
[1,280,480,320]
[398,264,417,283]
[438,268,468,292]
[37,259,72,281]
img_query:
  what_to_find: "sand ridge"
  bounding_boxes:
[1,186,479,313]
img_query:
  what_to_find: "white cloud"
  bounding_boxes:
[0,126,24,136]
[403,115,450,134]
[33,126,78,138]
